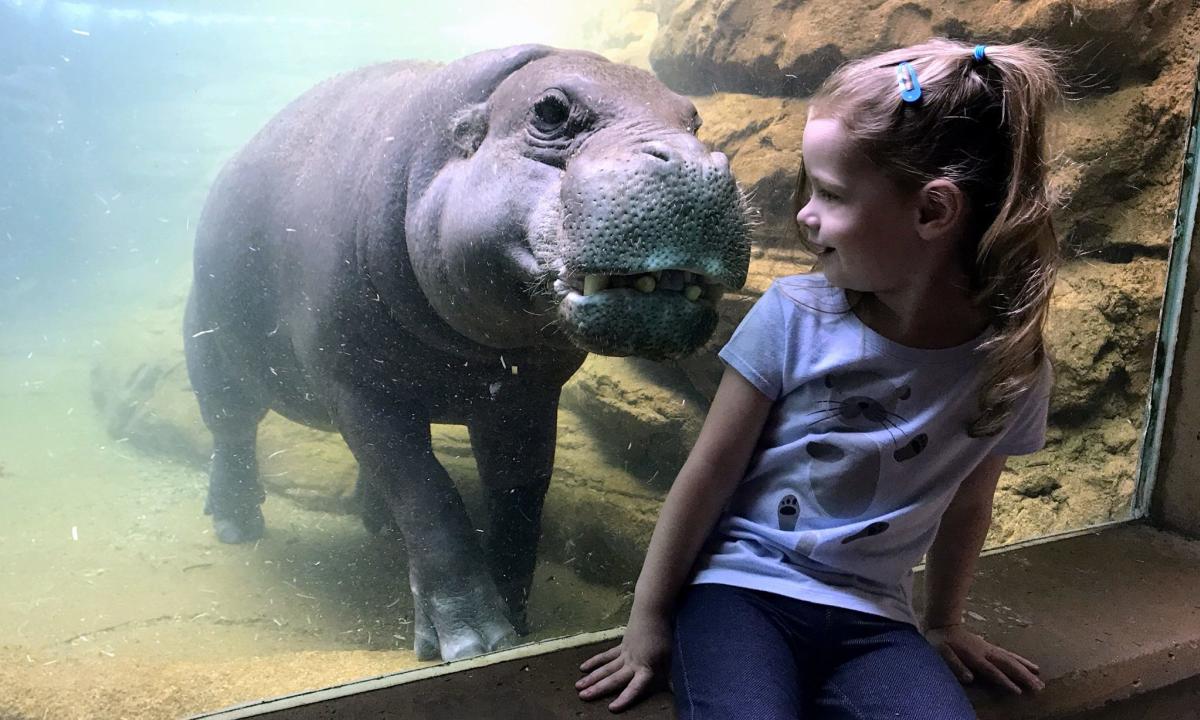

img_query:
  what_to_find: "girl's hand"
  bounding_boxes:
[576,612,673,713]
[925,624,1045,695]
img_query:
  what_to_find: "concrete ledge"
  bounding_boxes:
[192,522,1200,719]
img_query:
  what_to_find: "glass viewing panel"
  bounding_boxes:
[1,1,1196,717]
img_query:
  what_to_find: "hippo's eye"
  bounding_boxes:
[531,90,571,134]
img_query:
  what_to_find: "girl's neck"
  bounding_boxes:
[847,284,991,350]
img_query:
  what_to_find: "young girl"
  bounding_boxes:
[576,38,1063,718]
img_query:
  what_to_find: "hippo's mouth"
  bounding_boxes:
[554,268,726,304]
[551,267,727,360]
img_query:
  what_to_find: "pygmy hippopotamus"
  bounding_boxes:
[183,44,751,662]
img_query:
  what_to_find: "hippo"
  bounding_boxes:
[183,45,751,662]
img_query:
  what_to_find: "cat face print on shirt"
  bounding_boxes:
[774,370,929,551]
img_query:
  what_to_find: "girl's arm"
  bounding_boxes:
[924,454,1045,694]
[576,365,774,711]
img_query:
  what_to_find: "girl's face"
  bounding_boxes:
[795,115,925,293]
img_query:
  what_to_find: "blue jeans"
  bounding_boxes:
[670,584,976,719]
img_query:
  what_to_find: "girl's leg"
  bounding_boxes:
[814,608,976,720]
[671,584,809,720]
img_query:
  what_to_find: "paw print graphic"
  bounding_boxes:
[777,494,799,532]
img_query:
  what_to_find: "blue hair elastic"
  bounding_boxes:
[973,45,988,62]
[895,62,922,103]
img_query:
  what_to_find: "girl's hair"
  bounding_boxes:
[795,37,1064,437]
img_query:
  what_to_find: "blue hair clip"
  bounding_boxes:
[973,45,988,62]
[895,62,922,103]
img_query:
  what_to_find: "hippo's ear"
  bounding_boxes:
[450,103,488,158]
[450,44,558,103]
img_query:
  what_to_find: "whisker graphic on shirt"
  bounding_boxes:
[879,418,901,445]
[803,409,843,429]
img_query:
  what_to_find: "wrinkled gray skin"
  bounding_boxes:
[183,45,750,662]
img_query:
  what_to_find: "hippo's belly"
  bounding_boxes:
[263,326,574,432]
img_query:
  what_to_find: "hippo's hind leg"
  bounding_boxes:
[184,292,269,544]
[467,390,559,636]
[335,391,516,662]
[353,465,394,535]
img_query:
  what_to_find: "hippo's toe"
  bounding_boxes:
[212,508,265,544]
[412,585,518,662]
[434,618,516,662]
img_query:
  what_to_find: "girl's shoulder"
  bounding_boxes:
[770,271,851,315]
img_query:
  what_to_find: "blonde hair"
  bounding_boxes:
[795,38,1064,437]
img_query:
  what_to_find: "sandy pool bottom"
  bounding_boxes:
[0,328,629,720]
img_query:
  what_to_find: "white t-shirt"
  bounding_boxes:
[691,273,1052,625]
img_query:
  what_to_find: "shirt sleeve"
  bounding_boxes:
[717,282,790,401]
[991,357,1054,456]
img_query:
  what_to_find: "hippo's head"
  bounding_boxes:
[405,46,752,360]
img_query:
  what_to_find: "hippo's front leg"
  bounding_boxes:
[335,392,516,662]
[468,390,559,636]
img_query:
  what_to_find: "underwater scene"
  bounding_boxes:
[1,0,1198,717]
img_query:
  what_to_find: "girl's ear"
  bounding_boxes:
[916,179,967,241]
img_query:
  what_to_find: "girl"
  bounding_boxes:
[576,38,1063,719]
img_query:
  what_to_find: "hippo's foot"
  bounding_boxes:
[208,506,265,544]
[411,583,517,662]
[204,448,266,544]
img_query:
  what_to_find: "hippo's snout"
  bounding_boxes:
[550,129,752,360]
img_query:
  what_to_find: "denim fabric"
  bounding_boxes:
[671,584,976,720]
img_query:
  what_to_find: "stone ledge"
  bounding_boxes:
[190,522,1200,719]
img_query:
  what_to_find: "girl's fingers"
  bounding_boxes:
[936,644,974,683]
[580,665,636,702]
[991,651,1046,692]
[579,645,622,673]
[1008,649,1041,674]
[971,656,1024,695]
[608,668,656,713]
[576,655,625,692]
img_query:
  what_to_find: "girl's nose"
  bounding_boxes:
[796,203,818,230]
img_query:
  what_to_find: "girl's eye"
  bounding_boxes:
[816,188,838,201]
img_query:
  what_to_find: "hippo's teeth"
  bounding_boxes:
[684,285,702,301]
[635,275,657,293]
[583,274,610,296]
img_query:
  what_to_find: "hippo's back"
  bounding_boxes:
[201,60,438,232]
